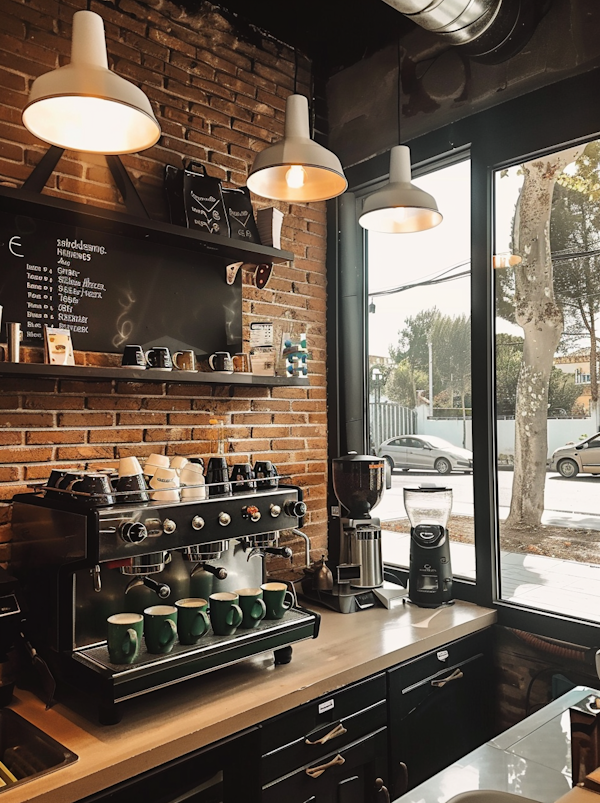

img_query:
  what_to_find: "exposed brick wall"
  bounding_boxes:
[0,0,328,572]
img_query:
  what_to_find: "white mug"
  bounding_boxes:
[119,456,143,478]
[144,453,170,477]
[180,463,206,500]
[149,467,180,502]
[170,456,189,474]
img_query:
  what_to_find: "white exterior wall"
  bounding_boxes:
[416,406,593,459]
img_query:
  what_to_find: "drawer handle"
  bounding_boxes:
[305,754,345,778]
[431,668,463,687]
[305,722,347,746]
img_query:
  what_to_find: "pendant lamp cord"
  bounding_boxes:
[293,47,298,95]
[397,35,402,146]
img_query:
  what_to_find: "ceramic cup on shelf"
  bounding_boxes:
[121,345,146,369]
[115,459,149,503]
[235,588,266,630]
[149,467,180,502]
[107,613,143,664]
[143,453,170,480]
[173,350,197,371]
[209,592,242,637]
[70,472,116,505]
[208,352,233,373]
[146,347,173,371]
[261,582,294,620]
[230,463,256,494]
[175,598,210,645]
[232,353,249,373]
[180,462,207,501]
[170,456,189,475]
[143,605,178,654]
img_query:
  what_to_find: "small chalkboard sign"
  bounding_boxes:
[0,188,242,356]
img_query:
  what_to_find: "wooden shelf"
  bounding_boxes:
[0,185,295,267]
[0,361,309,386]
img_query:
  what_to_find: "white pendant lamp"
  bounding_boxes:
[247,94,347,203]
[359,145,443,233]
[22,10,161,154]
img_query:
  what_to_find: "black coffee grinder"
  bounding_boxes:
[404,486,454,608]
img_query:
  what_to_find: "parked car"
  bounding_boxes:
[376,435,473,475]
[549,434,600,477]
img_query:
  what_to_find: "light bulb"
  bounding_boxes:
[285,165,306,189]
[392,207,407,223]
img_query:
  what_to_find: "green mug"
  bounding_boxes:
[236,587,267,630]
[209,592,243,636]
[175,598,210,645]
[261,582,295,620]
[107,613,143,664]
[143,605,178,654]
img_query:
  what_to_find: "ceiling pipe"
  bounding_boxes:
[380,0,551,62]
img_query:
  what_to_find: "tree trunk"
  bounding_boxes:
[506,147,584,528]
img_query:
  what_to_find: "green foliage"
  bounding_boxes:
[388,309,471,408]
[495,333,581,416]
[384,359,428,407]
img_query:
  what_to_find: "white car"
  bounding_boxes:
[376,435,473,475]
[550,434,600,478]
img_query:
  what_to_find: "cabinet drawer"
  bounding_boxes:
[262,727,388,803]
[389,628,492,699]
[261,672,386,757]
[387,628,493,795]
[262,699,386,785]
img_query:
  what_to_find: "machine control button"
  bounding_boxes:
[144,518,162,536]
[218,512,231,527]
[162,518,177,534]
[242,505,261,522]
[284,500,307,518]
[120,521,148,543]
[269,504,281,518]
[192,516,205,530]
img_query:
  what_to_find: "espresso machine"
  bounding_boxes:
[404,485,454,608]
[301,453,403,613]
[11,479,319,723]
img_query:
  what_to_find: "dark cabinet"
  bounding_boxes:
[78,728,261,803]
[260,673,390,803]
[387,628,494,798]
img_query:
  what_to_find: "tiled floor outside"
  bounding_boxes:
[382,530,600,624]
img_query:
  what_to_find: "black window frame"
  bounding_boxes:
[330,67,600,647]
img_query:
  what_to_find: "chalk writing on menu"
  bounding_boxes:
[25,237,107,341]
[0,197,243,356]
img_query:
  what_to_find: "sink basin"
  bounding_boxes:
[448,793,541,803]
[0,709,77,791]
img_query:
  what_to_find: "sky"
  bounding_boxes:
[367,158,528,359]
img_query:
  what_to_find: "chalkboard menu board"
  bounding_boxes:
[0,188,242,356]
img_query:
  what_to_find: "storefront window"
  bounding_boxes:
[494,140,600,623]
[366,159,474,579]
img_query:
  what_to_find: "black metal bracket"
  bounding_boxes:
[21,146,149,218]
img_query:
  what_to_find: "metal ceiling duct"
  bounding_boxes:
[380,0,548,61]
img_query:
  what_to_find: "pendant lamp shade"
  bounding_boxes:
[22,11,161,154]
[247,94,347,203]
[359,146,443,233]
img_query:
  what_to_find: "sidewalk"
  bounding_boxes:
[382,530,600,624]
